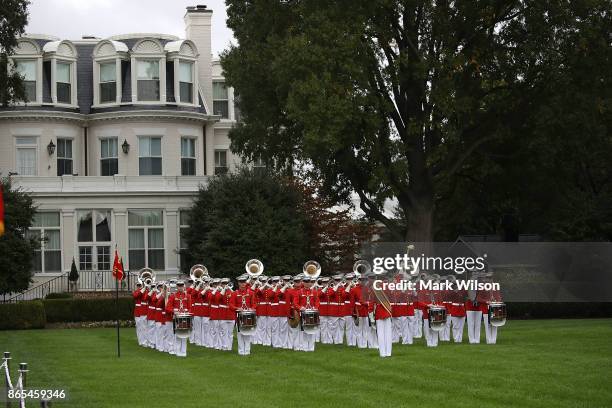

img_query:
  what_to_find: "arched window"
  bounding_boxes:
[164,40,199,105]
[42,40,78,106]
[92,40,128,106]
[11,39,43,104]
[131,38,166,103]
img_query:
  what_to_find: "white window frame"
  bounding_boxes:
[50,58,78,107]
[28,211,62,274]
[10,40,43,106]
[175,59,198,105]
[93,58,122,106]
[56,137,74,176]
[214,149,228,175]
[76,209,113,271]
[99,137,119,176]
[138,136,163,176]
[130,39,166,104]
[14,136,39,176]
[127,209,165,271]
[178,209,190,270]
[180,137,197,176]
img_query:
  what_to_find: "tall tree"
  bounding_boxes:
[0,0,30,106]
[222,0,610,242]
[0,177,36,299]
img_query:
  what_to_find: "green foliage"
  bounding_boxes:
[45,292,73,299]
[69,258,79,282]
[0,177,36,296]
[222,0,611,241]
[43,297,134,323]
[183,168,308,277]
[0,0,30,106]
[0,300,45,330]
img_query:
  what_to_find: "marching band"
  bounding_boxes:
[132,260,506,358]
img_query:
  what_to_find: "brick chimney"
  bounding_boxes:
[185,5,213,113]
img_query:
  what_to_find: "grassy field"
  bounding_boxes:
[1,319,611,408]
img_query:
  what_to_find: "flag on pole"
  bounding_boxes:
[0,185,5,237]
[119,256,126,281]
[112,249,124,281]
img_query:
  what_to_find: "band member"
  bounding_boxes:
[350,274,369,348]
[278,275,292,349]
[269,276,283,348]
[146,283,159,349]
[219,278,235,351]
[230,275,257,355]
[439,282,453,342]
[202,278,214,348]
[254,275,269,345]
[481,274,502,344]
[287,275,302,350]
[366,274,378,349]
[210,278,222,349]
[465,276,486,344]
[154,282,166,352]
[318,277,332,344]
[164,280,192,357]
[330,274,346,345]
[391,278,413,345]
[132,282,147,346]
[186,278,196,344]
[450,286,467,343]
[369,274,393,357]
[292,275,320,352]
[343,273,357,346]
[191,279,203,346]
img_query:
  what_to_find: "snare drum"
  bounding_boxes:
[300,309,320,334]
[488,302,507,327]
[236,309,257,336]
[173,312,193,339]
[428,305,447,332]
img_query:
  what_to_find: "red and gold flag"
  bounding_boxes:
[112,249,124,281]
[0,185,5,237]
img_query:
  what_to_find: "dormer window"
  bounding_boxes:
[137,60,160,101]
[99,62,116,103]
[56,62,72,104]
[14,60,36,102]
[179,61,193,103]
[92,40,127,107]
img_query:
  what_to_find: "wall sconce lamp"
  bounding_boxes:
[121,139,130,154]
[47,140,56,155]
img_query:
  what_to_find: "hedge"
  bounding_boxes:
[0,300,46,330]
[507,302,612,319]
[43,297,134,323]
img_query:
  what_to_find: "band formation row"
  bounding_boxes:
[132,260,506,358]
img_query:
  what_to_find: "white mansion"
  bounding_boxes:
[0,5,249,287]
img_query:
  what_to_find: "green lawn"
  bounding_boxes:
[1,319,611,408]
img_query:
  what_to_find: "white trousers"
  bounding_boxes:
[300,331,316,352]
[482,314,498,344]
[368,321,378,349]
[333,317,346,344]
[392,317,403,343]
[174,336,187,357]
[401,316,414,345]
[451,316,466,343]
[439,314,452,341]
[201,317,211,348]
[466,311,482,344]
[279,318,290,349]
[220,320,234,350]
[237,332,252,355]
[423,319,439,347]
[413,309,423,338]
[155,322,164,351]
[320,317,332,344]
[164,323,174,354]
[135,316,146,346]
[147,319,155,348]
[289,326,300,350]
[259,316,271,346]
[355,317,369,348]
[345,316,356,346]
[271,317,283,348]
[376,318,393,357]
[210,319,220,349]
[192,316,202,346]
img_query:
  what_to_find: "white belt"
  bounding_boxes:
[135,303,141,306]
[452,303,462,306]
[271,302,279,305]
[260,302,269,304]
[344,301,350,304]
[211,305,219,308]
[219,305,228,308]
[194,303,202,306]
[320,302,328,305]
[397,302,408,305]
[148,306,155,309]
[279,301,286,304]
[155,308,161,311]
[330,302,339,305]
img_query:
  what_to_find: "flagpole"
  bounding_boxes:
[114,245,121,358]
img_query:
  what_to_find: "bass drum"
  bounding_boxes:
[236,309,257,336]
[428,305,447,332]
[173,313,193,339]
[300,309,320,335]
[488,302,507,327]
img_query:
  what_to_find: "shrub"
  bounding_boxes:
[0,300,46,330]
[43,297,134,323]
[45,292,73,299]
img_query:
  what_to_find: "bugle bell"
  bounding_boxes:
[303,260,321,279]
[245,259,264,277]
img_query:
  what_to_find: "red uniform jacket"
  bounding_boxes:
[165,291,192,316]
[229,288,256,312]
[450,290,467,317]
[292,288,320,310]
[368,290,392,320]
[202,289,212,317]
[132,289,144,317]
[210,289,222,320]
[278,288,290,317]
[221,289,234,320]
[147,292,158,320]
[319,287,332,316]
[350,285,369,317]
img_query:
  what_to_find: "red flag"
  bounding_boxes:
[0,185,5,237]
[112,249,124,281]
[119,256,126,281]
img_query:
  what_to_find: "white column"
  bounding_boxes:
[165,208,179,274]
[205,124,214,175]
[114,209,128,270]
[61,208,75,272]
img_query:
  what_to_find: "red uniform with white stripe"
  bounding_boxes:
[132,289,145,317]
[292,288,320,310]
[164,291,192,315]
